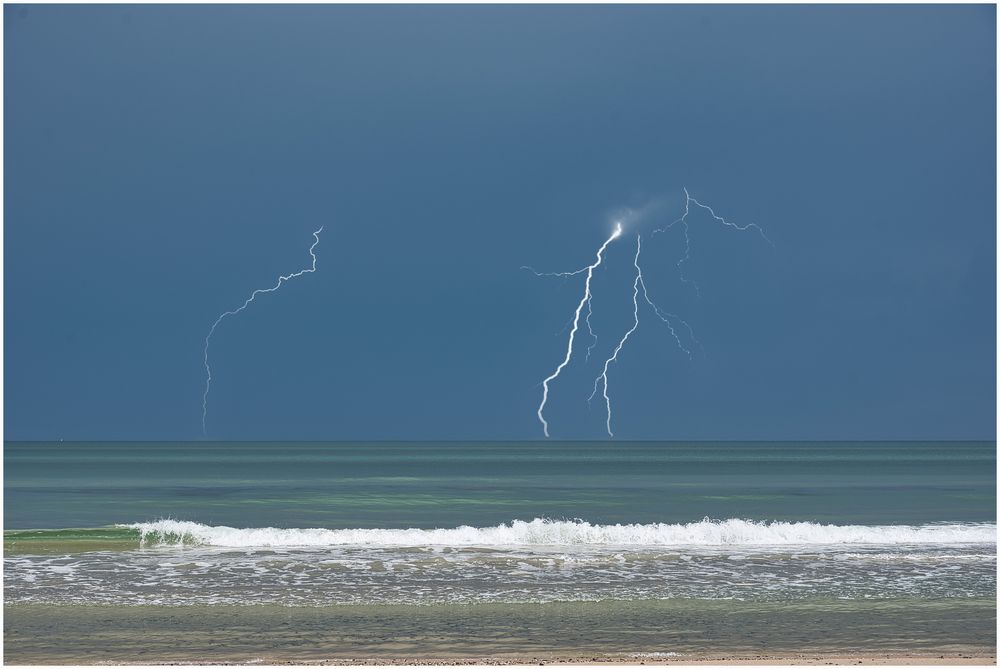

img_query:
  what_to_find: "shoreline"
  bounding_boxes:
[103,654,999,666]
[5,601,995,666]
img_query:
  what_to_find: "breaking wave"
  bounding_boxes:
[121,518,997,549]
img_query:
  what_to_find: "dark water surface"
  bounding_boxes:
[5,441,995,529]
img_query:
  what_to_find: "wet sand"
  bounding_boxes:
[5,600,995,666]
[147,655,995,665]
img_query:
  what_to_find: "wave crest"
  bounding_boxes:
[122,518,997,549]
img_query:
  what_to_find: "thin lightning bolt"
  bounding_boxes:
[588,234,644,438]
[529,223,622,438]
[584,296,598,362]
[639,274,698,360]
[653,187,772,297]
[201,226,323,436]
[520,265,592,278]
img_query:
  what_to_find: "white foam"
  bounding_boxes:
[121,518,998,549]
[46,564,75,574]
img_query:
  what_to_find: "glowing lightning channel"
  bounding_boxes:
[531,223,622,438]
[526,189,769,438]
[584,297,598,362]
[588,234,644,438]
[653,187,772,297]
[639,277,698,360]
[201,226,324,436]
[531,269,601,360]
[585,234,706,437]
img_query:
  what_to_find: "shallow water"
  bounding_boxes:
[5,599,996,663]
[5,529,995,606]
[4,441,996,660]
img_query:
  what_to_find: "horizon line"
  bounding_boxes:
[4,438,996,444]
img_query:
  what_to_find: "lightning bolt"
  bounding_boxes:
[584,296,598,362]
[201,226,323,436]
[639,281,699,360]
[653,187,772,297]
[588,234,644,438]
[527,265,602,359]
[529,223,622,438]
[586,235,701,437]
[526,188,769,438]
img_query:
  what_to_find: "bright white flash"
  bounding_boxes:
[526,189,768,438]
[201,227,323,436]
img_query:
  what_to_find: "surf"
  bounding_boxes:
[118,518,998,549]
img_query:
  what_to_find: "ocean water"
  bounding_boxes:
[4,441,997,661]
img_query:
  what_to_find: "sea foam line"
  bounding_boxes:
[122,518,998,549]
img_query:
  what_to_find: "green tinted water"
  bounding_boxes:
[4,441,995,530]
[4,441,996,661]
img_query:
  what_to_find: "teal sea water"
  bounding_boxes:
[4,441,997,661]
[6,441,996,530]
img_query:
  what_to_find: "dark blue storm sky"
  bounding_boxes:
[5,4,996,441]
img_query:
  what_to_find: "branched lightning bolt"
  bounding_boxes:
[653,187,772,297]
[520,265,592,278]
[527,189,769,438]
[528,223,622,438]
[584,234,700,436]
[584,297,598,361]
[201,226,323,436]
[588,234,644,438]
[528,265,602,359]
[640,277,698,360]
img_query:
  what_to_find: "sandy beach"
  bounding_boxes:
[89,654,1000,666]
[5,599,996,666]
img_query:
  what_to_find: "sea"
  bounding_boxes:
[4,441,997,663]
